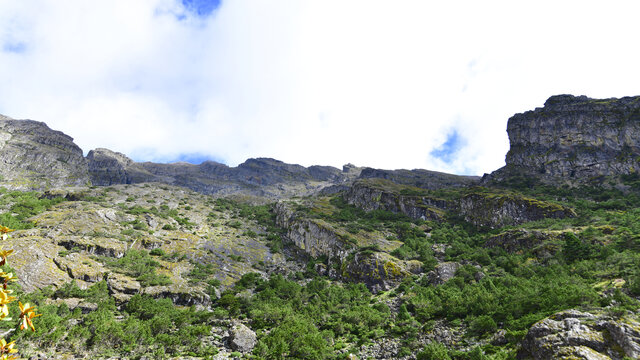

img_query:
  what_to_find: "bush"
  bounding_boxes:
[417,342,451,360]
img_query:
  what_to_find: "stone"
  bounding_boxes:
[518,309,640,359]
[229,322,257,353]
[0,118,89,190]
[487,94,640,185]
[427,262,460,285]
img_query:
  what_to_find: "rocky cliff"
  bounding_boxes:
[488,95,640,184]
[0,117,89,189]
[343,179,576,229]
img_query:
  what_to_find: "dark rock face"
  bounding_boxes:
[0,117,89,189]
[489,95,640,184]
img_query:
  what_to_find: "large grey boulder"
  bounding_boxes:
[229,322,257,353]
[518,309,640,359]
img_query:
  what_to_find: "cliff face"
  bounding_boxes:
[490,95,640,184]
[343,179,575,229]
[0,117,89,189]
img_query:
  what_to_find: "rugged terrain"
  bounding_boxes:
[0,95,638,359]
[486,94,640,185]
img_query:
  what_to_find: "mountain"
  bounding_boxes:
[0,96,639,359]
[0,116,89,189]
[487,94,640,185]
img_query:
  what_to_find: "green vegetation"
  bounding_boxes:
[98,250,171,287]
[3,176,640,358]
[0,188,65,229]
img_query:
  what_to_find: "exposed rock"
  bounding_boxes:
[58,237,127,258]
[86,148,158,185]
[344,179,447,221]
[275,201,353,260]
[47,298,98,314]
[53,253,107,283]
[343,179,575,229]
[342,251,421,293]
[274,200,418,292]
[486,229,560,257]
[142,285,210,307]
[426,262,461,285]
[229,322,257,353]
[107,272,141,303]
[359,167,479,190]
[87,150,358,199]
[0,118,89,189]
[518,309,640,359]
[488,95,640,185]
[458,193,576,229]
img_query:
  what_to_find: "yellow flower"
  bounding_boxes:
[0,273,16,290]
[0,227,13,242]
[0,338,16,354]
[18,302,41,332]
[0,249,13,267]
[0,290,15,305]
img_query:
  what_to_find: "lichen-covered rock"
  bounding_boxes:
[58,237,127,258]
[53,253,107,283]
[341,251,421,293]
[229,322,257,353]
[344,179,446,221]
[275,201,353,260]
[343,179,575,229]
[518,309,640,359]
[488,95,640,185]
[0,118,89,189]
[107,273,141,303]
[458,193,576,229]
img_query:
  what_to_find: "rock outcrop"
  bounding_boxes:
[359,167,479,190]
[518,309,640,360]
[0,117,89,189]
[343,179,576,229]
[274,200,419,291]
[488,95,640,185]
[229,322,257,353]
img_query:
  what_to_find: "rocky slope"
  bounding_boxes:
[488,95,640,184]
[0,117,89,189]
[274,199,421,292]
[5,184,286,305]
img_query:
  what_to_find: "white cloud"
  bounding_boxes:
[1,0,640,175]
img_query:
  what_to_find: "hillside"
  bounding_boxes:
[0,95,638,359]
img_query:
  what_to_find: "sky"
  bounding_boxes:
[1,1,640,176]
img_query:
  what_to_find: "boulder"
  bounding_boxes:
[229,322,257,353]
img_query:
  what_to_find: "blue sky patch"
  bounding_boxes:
[2,41,26,53]
[430,130,464,163]
[168,153,222,165]
[181,0,221,17]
